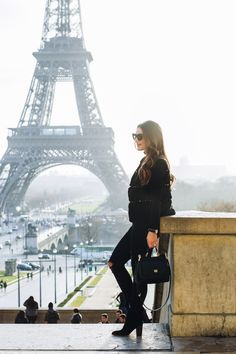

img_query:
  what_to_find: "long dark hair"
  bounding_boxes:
[136,120,174,185]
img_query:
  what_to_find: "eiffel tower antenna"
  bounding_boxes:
[0,0,128,213]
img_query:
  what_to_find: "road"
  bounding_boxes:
[0,223,63,269]
[0,255,99,308]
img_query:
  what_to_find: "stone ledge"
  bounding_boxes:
[169,313,236,336]
[160,211,236,234]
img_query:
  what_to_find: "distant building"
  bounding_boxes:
[67,208,76,228]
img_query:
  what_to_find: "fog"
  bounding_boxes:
[1,0,236,179]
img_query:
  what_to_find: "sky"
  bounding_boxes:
[0,0,236,178]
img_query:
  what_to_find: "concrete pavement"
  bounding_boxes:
[79,267,155,319]
[79,267,120,309]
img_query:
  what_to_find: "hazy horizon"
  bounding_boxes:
[1,0,236,178]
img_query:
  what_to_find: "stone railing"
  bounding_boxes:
[159,211,236,336]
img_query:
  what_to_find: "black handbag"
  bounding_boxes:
[134,251,171,312]
[134,252,170,285]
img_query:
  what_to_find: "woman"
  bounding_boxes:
[108,120,175,337]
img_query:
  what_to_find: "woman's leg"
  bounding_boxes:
[111,223,151,336]
[130,223,150,306]
[108,227,134,306]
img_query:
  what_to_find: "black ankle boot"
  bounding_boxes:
[112,308,143,337]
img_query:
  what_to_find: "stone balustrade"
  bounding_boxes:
[159,211,236,336]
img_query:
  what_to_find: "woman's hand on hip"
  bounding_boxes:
[146,231,159,249]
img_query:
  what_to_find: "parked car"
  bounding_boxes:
[15,235,22,240]
[12,226,18,231]
[26,262,40,270]
[4,240,11,246]
[17,263,32,271]
[38,254,50,259]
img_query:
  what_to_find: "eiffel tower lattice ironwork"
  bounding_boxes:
[0,0,129,213]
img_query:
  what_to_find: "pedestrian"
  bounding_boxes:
[15,310,28,324]
[100,313,109,324]
[3,281,7,291]
[27,273,30,279]
[108,120,175,337]
[119,313,126,324]
[71,308,82,324]
[23,296,39,323]
[44,302,60,324]
[114,309,122,323]
[30,272,33,279]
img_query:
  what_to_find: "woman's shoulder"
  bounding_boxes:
[152,157,169,171]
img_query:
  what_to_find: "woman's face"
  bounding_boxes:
[134,127,148,151]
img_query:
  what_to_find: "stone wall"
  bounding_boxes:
[160,211,236,336]
[0,308,117,324]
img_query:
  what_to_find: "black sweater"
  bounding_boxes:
[128,158,175,230]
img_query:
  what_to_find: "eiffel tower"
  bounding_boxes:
[0,0,128,214]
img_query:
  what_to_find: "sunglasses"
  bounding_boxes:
[132,133,143,141]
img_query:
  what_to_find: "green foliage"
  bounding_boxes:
[70,295,86,307]
[87,266,108,286]
[58,276,92,307]
[0,271,26,284]
[97,266,108,275]
[87,275,102,287]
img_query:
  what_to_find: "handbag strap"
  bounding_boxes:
[144,215,171,312]
[142,267,171,313]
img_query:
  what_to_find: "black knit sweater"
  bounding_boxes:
[128,158,175,230]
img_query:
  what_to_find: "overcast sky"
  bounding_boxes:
[0,0,236,177]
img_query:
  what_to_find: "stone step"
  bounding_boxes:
[0,352,198,354]
[0,323,172,352]
[1,323,235,352]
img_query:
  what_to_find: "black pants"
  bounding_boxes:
[109,222,150,310]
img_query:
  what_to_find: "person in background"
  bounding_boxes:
[71,308,82,324]
[114,309,122,323]
[44,302,60,324]
[15,310,28,324]
[100,313,109,324]
[23,296,39,323]
[119,313,126,324]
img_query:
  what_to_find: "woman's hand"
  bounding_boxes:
[146,231,159,249]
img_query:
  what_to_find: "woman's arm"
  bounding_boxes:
[146,230,159,248]
[147,158,169,230]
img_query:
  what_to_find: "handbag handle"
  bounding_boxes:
[144,215,171,313]
[142,254,171,313]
